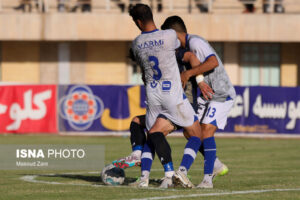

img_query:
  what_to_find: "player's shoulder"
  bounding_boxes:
[161,29,176,34]
[160,29,177,38]
[132,34,142,44]
[131,35,143,50]
[188,34,209,48]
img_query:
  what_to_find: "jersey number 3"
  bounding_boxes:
[149,56,162,80]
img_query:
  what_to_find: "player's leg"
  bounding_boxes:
[112,115,146,168]
[197,99,233,189]
[148,116,176,188]
[163,98,202,188]
[184,128,226,176]
[130,137,155,187]
[130,115,146,156]
[196,96,229,178]
[197,123,217,189]
[201,123,228,178]
[173,120,202,188]
[131,117,175,188]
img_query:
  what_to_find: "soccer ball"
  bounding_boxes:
[101,164,125,185]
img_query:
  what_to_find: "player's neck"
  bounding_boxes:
[141,22,157,33]
[178,33,187,48]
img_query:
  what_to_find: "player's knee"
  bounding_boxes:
[183,130,190,140]
[186,121,202,138]
[132,116,140,125]
[201,124,217,138]
[149,128,171,136]
[148,118,174,136]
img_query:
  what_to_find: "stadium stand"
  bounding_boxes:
[0,0,299,86]
[0,0,299,13]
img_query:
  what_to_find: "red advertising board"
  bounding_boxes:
[0,85,57,133]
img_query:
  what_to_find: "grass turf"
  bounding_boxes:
[0,134,300,200]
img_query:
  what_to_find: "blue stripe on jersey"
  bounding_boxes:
[210,119,218,127]
[141,29,159,34]
[194,115,198,122]
[226,96,233,101]
[185,34,189,49]
[204,54,216,62]
[183,93,187,100]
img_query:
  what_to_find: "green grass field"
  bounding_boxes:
[0,134,300,200]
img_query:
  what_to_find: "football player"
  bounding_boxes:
[128,4,203,188]
[161,15,236,188]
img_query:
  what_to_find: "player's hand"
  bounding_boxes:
[180,71,191,88]
[198,81,214,100]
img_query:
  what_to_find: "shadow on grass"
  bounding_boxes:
[21,173,161,186]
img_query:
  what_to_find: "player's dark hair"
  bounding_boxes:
[161,15,187,33]
[129,4,153,23]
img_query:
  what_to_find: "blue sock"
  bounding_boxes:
[203,137,217,175]
[141,140,155,176]
[180,136,201,171]
[132,145,143,152]
[199,144,204,157]
[163,162,174,178]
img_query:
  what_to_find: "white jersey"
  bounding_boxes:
[132,29,197,130]
[186,34,235,129]
[187,34,236,102]
[132,29,183,106]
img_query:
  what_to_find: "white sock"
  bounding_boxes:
[214,157,223,170]
[203,174,213,183]
[141,170,150,180]
[165,171,174,178]
[178,166,188,175]
[132,150,142,159]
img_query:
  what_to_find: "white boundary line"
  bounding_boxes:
[19,171,300,199]
[20,173,300,199]
[130,188,300,200]
[19,172,176,191]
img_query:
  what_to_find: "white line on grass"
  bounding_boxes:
[130,188,300,200]
[20,173,300,199]
[19,173,176,191]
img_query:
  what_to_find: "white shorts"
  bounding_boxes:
[197,97,234,130]
[146,98,197,131]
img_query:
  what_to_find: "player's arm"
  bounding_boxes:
[182,54,218,82]
[182,38,219,81]
[182,51,200,67]
[181,51,215,100]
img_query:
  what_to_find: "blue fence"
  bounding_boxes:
[58,85,300,134]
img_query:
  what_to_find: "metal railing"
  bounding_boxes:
[0,0,298,14]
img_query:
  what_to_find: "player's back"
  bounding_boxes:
[132,29,183,106]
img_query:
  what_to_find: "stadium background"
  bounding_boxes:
[0,1,300,199]
[0,0,299,87]
[0,0,299,135]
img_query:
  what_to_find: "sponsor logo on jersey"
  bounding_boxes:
[162,81,172,91]
[138,40,164,49]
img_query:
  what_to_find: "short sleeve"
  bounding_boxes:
[175,39,181,49]
[167,29,181,50]
[189,38,215,63]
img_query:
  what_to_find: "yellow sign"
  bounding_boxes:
[101,86,146,131]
